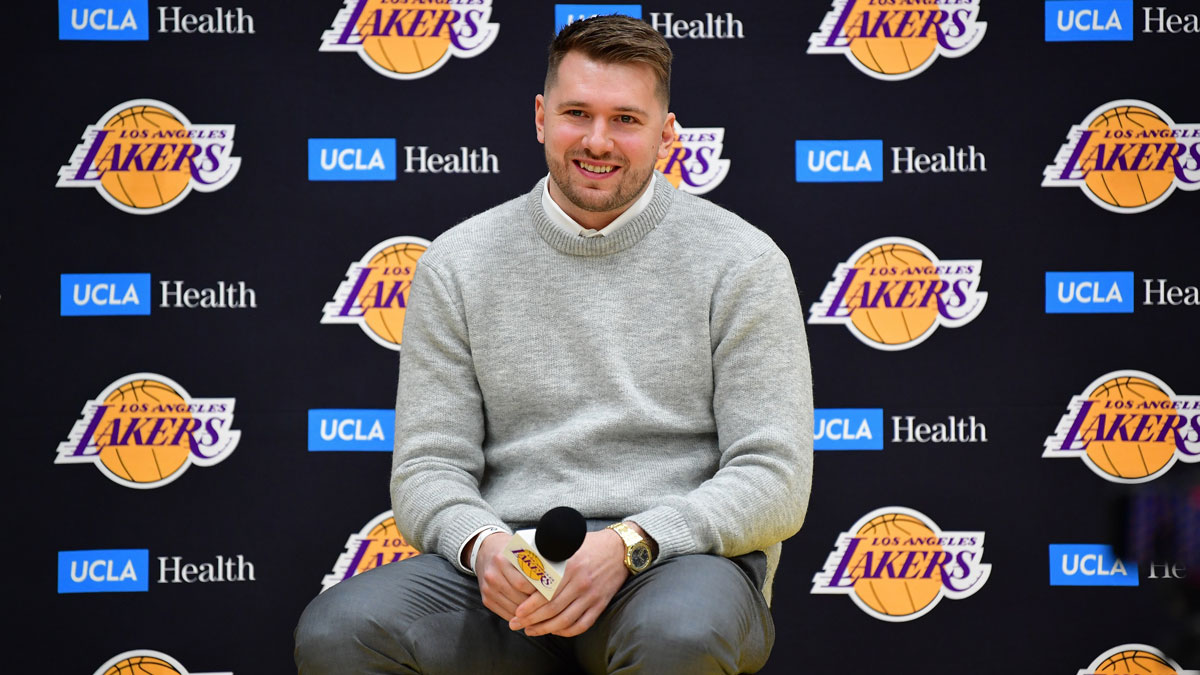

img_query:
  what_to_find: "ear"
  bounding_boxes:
[535,94,546,145]
[657,112,677,160]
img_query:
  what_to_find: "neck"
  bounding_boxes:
[548,178,653,231]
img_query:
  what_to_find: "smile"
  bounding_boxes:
[575,160,618,176]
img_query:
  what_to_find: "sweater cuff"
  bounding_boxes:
[437,507,511,574]
[627,505,696,563]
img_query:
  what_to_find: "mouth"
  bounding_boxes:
[573,159,620,179]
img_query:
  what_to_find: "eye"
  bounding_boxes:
[566,109,586,118]
[618,115,637,124]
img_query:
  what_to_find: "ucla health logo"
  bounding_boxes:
[309,138,397,181]
[1045,1,1133,41]
[322,511,420,591]
[320,0,499,80]
[59,549,149,593]
[1045,271,1134,313]
[808,0,986,81]
[1076,645,1198,675]
[1045,370,1200,483]
[555,5,641,31]
[1049,544,1138,586]
[814,408,883,450]
[809,237,987,350]
[57,99,240,214]
[1044,100,1200,213]
[56,373,240,489]
[322,236,430,350]
[92,650,232,675]
[655,122,730,195]
[796,140,882,182]
[812,507,990,622]
[61,273,151,316]
[308,409,395,451]
[59,0,149,40]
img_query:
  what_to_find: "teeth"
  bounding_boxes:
[579,162,614,174]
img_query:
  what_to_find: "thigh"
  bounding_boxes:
[572,554,775,675]
[296,554,574,675]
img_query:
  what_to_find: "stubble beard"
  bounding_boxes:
[546,150,653,215]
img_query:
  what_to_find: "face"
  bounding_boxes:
[536,51,676,229]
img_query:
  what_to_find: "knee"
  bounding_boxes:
[294,581,412,672]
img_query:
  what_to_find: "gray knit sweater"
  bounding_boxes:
[391,175,813,596]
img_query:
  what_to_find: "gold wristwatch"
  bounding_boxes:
[607,522,653,574]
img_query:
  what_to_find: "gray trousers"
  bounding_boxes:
[294,551,774,674]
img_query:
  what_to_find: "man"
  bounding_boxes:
[296,15,812,674]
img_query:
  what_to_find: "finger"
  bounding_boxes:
[524,597,588,637]
[512,588,550,622]
[481,593,519,622]
[481,566,532,610]
[497,558,538,594]
[551,604,604,638]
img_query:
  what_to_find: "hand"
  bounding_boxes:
[475,531,537,621]
[509,528,630,638]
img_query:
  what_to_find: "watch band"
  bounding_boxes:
[468,526,506,574]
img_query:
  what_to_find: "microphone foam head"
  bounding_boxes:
[535,506,586,562]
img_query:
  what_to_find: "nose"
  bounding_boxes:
[581,119,614,156]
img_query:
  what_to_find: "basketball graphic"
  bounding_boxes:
[93,379,193,485]
[811,507,991,622]
[95,105,193,210]
[1043,100,1200,214]
[56,373,241,489]
[57,99,241,215]
[322,511,421,591]
[1044,370,1199,484]
[92,651,193,675]
[322,236,432,351]
[848,512,944,619]
[808,0,987,81]
[320,0,499,80]
[1079,645,1190,675]
[809,237,988,351]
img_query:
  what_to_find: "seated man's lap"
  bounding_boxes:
[295,553,772,675]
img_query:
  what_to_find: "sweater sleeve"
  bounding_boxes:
[390,260,509,573]
[628,246,814,562]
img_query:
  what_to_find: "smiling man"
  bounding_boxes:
[295,15,813,675]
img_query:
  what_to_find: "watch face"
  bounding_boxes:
[630,544,652,571]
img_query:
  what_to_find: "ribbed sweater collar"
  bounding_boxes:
[529,174,675,256]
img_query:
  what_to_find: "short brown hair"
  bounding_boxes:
[546,14,673,106]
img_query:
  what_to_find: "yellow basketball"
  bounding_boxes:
[95,379,193,484]
[1093,649,1177,674]
[850,513,944,619]
[356,516,420,576]
[357,242,427,346]
[1081,106,1175,209]
[846,1,939,76]
[1080,376,1176,480]
[96,105,193,210]
[846,243,941,346]
[357,0,453,76]
[104,655,182,675]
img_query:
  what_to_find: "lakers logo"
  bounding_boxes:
[322,511,420,591]
[811,507,990,622]
[808,0,986,81]
[1044,371,1200,484]
[57,99,240,214]
[1076,644,1196,675]
[56,373,240,489]
[92,649,230,675]
[809,237,987,350]
[655,122,730,195]
[513,549,553,587]
[320,0,499,80]
[322,236,431,350]
[1043,100,1200,213]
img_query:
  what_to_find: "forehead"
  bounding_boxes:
[547,51,662,111]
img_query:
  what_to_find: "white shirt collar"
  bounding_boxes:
[541,173,658,238]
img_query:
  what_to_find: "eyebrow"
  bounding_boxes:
[556,100,650,117]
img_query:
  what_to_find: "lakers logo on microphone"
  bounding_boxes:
[811,507,990,622]
[809,237,987,350]
[322,236,431,350]
[320,0,499,80]
[57,99,240,214]
[1044,370,1200,484]
[808,0,987,80]
[56,373,240,489]
[1043,100,1200,213]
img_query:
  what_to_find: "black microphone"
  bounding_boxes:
[503,506,586,599]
